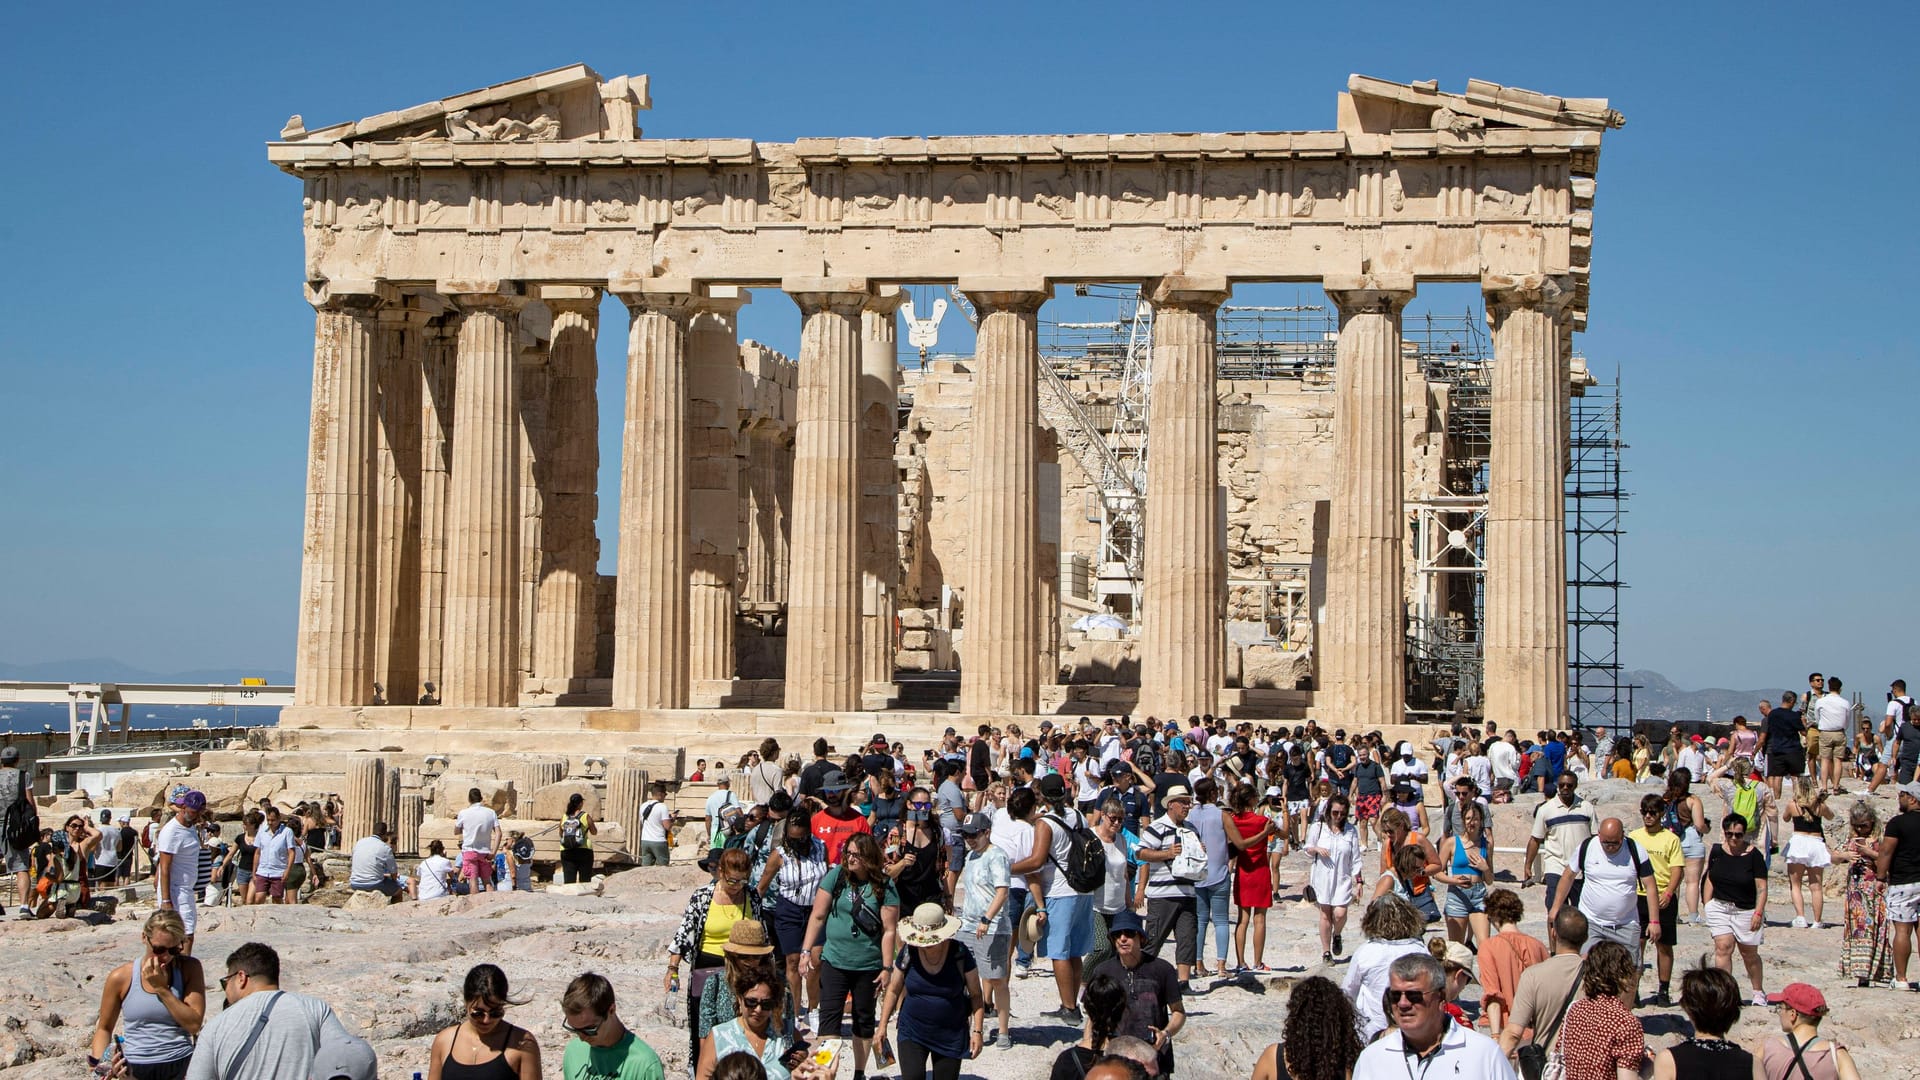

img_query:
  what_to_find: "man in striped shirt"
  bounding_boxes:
[1521,773,1599,915]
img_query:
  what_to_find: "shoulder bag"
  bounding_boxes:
[1516,962,1584,1080]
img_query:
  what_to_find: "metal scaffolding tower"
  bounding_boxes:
[1568,370,1627,735]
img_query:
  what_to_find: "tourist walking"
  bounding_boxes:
[811,774,872,865]
[1350,952,1513,1080]
[1877,779,1920,990]
[90,910,205,1080]
[1627,795,1683,1005]
[1703,811,1770,1004]
[885,785,945,917]
[637,782,674,867]
[187,942,364,1080]
[1522,773,1599,910]
[1837,801,1891,985]
[1343,893,1431,1043]
[799,832,899,1080]
[1649,964,1750,1080]
[1783,777,1834,927]
[1438,801,1493,947]
[1084,798,1133,973]
[874,903,986,1080]
[1135,784,1202,984]
[0,746,34,917]
[1086,911,1185,1077]
[1305,793,1363,963]
[426,963,540,1080]
[247,805,295,905]
[1030,772,1098,1019]
[1250,975,1362,1080]
[560,973,665,1080]
[559,792,597,885]
[994,785,1042,977]
[670,849,766,1068]
[696,922,795,1080]
[698,965,794,1080]
[757,807,827,1027]
[1556,941,1647,1080]
[455,788,501,893]
[1475,888,1546,1036]
[1661,769,1708,923]
[1222,784,1276,971]
[1048,972,1127,1080]
[154,790,205,949]
[1372,809,1441,923]
[1752,982,1861,1080]
[1549,817,1655,986]
[1185,777,1233,978]
[1496,907,1588,1061]
[1764,691,1808,801]
[952,812,1012,1050]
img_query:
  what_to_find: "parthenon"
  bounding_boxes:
[268,64,1622,754]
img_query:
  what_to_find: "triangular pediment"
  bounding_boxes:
[1344,74,1624,136]
[275,63,650,145]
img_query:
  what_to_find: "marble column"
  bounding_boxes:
[688,289,748,685]
[783,280,869,712]
[860,289,906,689]
[612,285,696,710]
[515,331,551,694]
[959,284,1048,716]
[416,319,456,702]
[441,288,526,708]
[293,288,381,707]
[745,428,781,606]
[1137,277,1229,723]
[1322,277,1416,729]
[1483,274,1576,730]
[372,307,425,706]
[342,756,385,847]
[534,288,601,689]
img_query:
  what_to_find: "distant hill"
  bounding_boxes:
[1623,669,1782,724]
[0,658,295,685]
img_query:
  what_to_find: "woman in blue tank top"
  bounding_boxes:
[88,909,205,1079]
[1439,802,1493,947]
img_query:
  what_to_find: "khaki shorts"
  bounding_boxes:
[1819,730,1850,759]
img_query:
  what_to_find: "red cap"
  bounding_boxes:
[1766,983,1827,1015]
[1689,735,1703,743]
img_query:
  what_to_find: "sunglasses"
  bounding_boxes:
[219,971,244,990]
[740,996,776,1012]
[722,877,749,888]
[1725,831,1747,840]
[1386,988,1434,1004]
[563,1017,604,1037]
[150,944,183,958]
[469,1006,505,1021]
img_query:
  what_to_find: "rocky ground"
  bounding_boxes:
[5,778,1920,1078]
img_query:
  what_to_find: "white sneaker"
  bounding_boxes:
[1790,916,1809,929]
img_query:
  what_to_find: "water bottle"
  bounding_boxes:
[669,970,681,994]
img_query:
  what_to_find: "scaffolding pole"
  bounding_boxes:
[1567,370,1627,735]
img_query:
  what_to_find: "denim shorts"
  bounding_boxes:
[1444,881,1487,918]
[1044,892,1095,958]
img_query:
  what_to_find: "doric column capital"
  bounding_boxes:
[862,284,908,318]
[1324,274,1416,315]
[1482,273,1577,319]
[1147,274,1230,311]
[535,284,603,316]
[958,278,1050,314]
[694,284,752,319]
[304,279,384,314]
[609,278,699,319]
[442,281,528,314]
[784,277,872,317]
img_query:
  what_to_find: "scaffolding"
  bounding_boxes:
[1568,372,1627,735]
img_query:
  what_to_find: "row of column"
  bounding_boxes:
[297,271,1573,728]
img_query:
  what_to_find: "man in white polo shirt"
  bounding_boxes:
[1352,951,1515,1080]
[1548,816,1656,993]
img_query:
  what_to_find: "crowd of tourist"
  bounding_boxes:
[7,670,1920,1079]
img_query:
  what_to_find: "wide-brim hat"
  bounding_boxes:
[900,902,961,947]
[1017,908,1047,953]
[723,918,774,955]
[1163,785,1193,804]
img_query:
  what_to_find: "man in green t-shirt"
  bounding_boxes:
[561,972,664,1080]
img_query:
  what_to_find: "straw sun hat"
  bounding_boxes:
[722,919,774,956]
[899,902,961,948]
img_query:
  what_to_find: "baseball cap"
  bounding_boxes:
[1765,983,1827,1015]
[1689,734,1703,743]
[1035,774,1069,802]
[172,790,207,812]
[1441,940,1478,981]
[311,1030,378,1080]
[0,746,17,764]
[1898,781,1920,802]
[959,812,993,836]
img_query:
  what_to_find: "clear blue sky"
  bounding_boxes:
[1,1,1913,694]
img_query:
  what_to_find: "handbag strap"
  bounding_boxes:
[228,990,285,1077]
[1537,962,1585,1051]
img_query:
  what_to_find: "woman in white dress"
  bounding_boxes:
[1305,792,1364,963]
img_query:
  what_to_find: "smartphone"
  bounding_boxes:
[811,1037,841,1074]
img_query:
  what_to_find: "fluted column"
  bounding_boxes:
[745,428,781,606]
[416,319,456,702]
[606,767,650,860]
[688,289,748,684]
[441,287,526,708]
[372,307,426,705]
[1322,277,1416,728]
[783,280,870,712]
[1138,277,1229,722]
[396,793,424,856]
[959,284,1048,716]
[1484,274,1576,729]
[342,757,385,846]
[534,288,602,688]
[294,287,381,707]
[860,289,906,688]
[612,285,696,710]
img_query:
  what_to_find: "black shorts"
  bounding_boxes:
[1638,892,1677,947]
[1767,751,1804,778]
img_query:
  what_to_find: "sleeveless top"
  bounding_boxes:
[1450,832,1488,878]
[1791,805,1823,834]
[440,1023,520,1080]
[894,830,944,911]
[1760,1033,1843,1080]
[772,840,828,906]
[713,1018,792,1080]
[1661,795,1692,835]
[1667,1038,1751,1080]
[120,957,194,1065]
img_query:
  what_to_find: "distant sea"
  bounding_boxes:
[1,660,290,736]
[0,701,279,734]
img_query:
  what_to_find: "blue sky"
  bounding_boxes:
[1,2,1913,695]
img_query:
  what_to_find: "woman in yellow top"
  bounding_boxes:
[668,849,766,1070]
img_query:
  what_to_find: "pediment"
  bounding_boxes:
[1344,74,1624,136]
[275,64,650,145]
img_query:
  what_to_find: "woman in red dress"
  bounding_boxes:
[1224,783,1281,972]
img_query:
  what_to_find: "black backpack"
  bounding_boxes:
[3,770,36,853]
[1044,811,1107,894]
